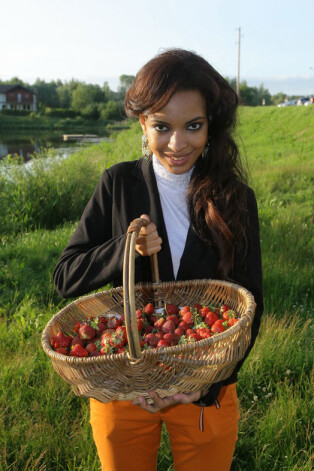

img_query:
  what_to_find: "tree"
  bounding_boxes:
[102,81,112,101]
[100,100,125,121]
[118,75,135,94]
[34,79,60,108]
[71,83,105,112]
[271,92,289,105]
[56,85,71,109]
[225,78,272,106]
[0,76,27,86]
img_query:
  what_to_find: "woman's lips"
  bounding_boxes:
[164,152,192,165]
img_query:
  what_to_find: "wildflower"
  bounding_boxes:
[253,396,258,401]
[286,370,291,375]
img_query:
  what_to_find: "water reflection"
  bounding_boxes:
[0,129,109,161]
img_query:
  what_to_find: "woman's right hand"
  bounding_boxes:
[135,214,162,256]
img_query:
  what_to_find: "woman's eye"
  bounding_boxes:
[187,123,202,130]
[154,125,168,132]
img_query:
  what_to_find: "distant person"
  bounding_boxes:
[53,48,263,471]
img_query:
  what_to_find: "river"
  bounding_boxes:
[0,129,110,161]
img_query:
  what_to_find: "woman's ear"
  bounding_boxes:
[139,115,147,134]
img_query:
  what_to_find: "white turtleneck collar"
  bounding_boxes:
[152,154,193,279]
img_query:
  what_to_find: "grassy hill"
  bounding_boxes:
[0,106,313,470]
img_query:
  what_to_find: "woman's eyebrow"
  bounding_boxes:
[185,116,206,124]
[148,115,206,124]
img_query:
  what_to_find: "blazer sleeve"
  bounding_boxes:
[53,170,127,298]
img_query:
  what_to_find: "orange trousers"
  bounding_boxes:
[90,383,240,471]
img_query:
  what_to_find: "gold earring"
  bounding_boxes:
[142,134,151,161]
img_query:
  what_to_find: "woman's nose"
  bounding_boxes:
[168,131,187,152]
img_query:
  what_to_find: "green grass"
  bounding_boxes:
[0,106,313,470]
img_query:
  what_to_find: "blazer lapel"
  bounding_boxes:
[177,227,219,281]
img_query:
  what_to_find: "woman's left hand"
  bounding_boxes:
[132,390,209,413]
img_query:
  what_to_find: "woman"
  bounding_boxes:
[53,49,263,471]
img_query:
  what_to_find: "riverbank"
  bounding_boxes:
[0,113,130,131]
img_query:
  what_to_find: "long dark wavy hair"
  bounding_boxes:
[125,48,248,280]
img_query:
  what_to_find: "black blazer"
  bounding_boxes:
[53,157,263,405]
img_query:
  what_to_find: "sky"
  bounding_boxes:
[1,0,313,96]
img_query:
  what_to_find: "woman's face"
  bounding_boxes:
[140,89,208,175]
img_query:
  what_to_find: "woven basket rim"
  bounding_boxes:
[42,278,256,365]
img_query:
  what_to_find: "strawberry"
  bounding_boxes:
[149,314,158,325]
[165,303,179,315]
[166,315,180,327]
[197,327,212,339]
[100,344,113,355]
[179,306,191,316]
[116,325,127,339]
[107,317,121,330]
[145,333,159,348]
[144,303,155,315]
[89,350,101,357]
[154,317,166,331]
[79,324,96,340]
[116,347,127,354]
[85,342,98,354]
[155,332,164,341]
[51,332,73,349]
[136,309,144,319]
[71,336,86,347]
[186,328,196,336]
[95,322,107,336]
[136,318,144,331]
[174,327,185,338]
[163,332,177,346]
[71,344,88,357]
[200,306,212,318]
[110,330,126,348]
[101,330,114,346]
[144,324,153,334]
[194,303,202,313]
[187,332,201,342]
[162,320,175,334]
[228,318,239,327]
[97,316,108,325]
[178,320,189,331]
[222,309,236,320]
[56,347,69,355]
[204,312,219,327]
[157,339,169,348]
[181,312,194,326]
[220,304,231,314]
[73,321,82,334]
[211,320,226,333]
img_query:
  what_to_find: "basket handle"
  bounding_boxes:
[123,217,160,359]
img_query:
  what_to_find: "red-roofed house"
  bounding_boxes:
[0,85,37,111]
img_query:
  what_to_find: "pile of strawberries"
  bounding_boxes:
[50,302,240,357]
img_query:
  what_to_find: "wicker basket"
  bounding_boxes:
[42,218,256,403]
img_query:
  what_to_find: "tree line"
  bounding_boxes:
[0,74,298,121]
[0,75,135,121]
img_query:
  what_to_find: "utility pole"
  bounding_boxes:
[237,27,241,97]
